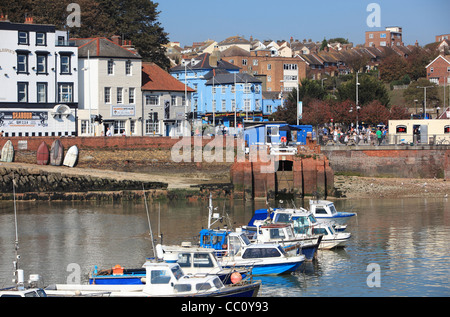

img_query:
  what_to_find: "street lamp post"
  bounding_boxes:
[356,72,360,131]
[417,85,433,118]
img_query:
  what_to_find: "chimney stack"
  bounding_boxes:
[111,35,121,46]
[209,45,220,67]
[24,16,33,24]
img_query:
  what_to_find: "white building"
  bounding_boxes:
[0,17,78,137]
[73,36,142,136]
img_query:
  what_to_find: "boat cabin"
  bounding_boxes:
[309,200,338,217]
[0,288,47,297]
[199,228,289,259]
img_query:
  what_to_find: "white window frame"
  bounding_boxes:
[104,87,111,103]
[117,87,123,104]
[129,88,135,104]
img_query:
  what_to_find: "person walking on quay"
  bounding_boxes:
[376,127,382,146]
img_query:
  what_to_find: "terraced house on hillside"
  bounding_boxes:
[170,51,263,130]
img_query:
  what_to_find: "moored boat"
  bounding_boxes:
[309,199,356,226]
[199,228,305,275]
[46,260,260,297]
[89,243,249,285]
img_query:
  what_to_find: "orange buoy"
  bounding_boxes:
[230,272,242,284]
[112,265,124,275]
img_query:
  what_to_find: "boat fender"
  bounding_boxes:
[230,272,242,284]
[112,265,124,275]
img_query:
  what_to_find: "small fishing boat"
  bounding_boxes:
[36,141,49,165]
[309,199,356,226]
[241,222,322,260]
[50,139,64,166]
[198,194,305,275]
[199,229,305,275]
[89,243,249,285]
[63,145,78,167]
[46,260,260,297]
[1,140,14,162]
[248,207,351,250]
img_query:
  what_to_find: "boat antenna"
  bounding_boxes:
[142,184,156,259]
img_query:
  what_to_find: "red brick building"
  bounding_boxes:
[426,54,450,85]
[221,48,307,93]
[365,27,403,48]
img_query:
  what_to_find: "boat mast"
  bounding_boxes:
[12,174,24,290]
[143,185,156,259]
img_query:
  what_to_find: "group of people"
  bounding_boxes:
[320,125,388,146]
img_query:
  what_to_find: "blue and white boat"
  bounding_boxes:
[198,194,305,275]
[89,243,249,286]
[241,221,322,261]
[248,207,351,250]
[309,199,356,226]
[47,260,261,297]
[199,228,305,275]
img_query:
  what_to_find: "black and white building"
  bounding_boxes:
[0,17,78,137]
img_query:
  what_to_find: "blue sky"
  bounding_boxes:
[156,0,449,47]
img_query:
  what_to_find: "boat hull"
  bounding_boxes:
[89,271,248,285]
[46,281,261,297]
[220,259,303,275]
[315,212,356,226]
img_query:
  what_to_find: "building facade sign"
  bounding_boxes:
[111,105,135,117]
[0,111,48,128]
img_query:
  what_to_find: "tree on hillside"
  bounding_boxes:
[271,79,326,124]
[337,73,390,106]
[342,54,369,73]
[405,47,438,81]
[403,78,441,109]
[98,0,170,68]
[379,53,407,83]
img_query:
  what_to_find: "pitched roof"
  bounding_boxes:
[425,54,450,68]
[204,72,261,85]
[218,36,251,46]
[170,53,240,72]
[72,37,141,59]
[142,62,195,92]
[221,45,251,57]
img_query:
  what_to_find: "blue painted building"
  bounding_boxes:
[170,52,264,128]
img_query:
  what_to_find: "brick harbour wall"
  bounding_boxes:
[322,146,450,179]
[0,136,236,151]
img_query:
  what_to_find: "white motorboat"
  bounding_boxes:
[309,199,356,226]
[249,207,351,250]
[46,260,260,297]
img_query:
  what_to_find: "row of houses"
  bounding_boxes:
[0,18,271,138]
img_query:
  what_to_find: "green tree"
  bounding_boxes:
[98,0,170,68]
[271,79,326,123]
[337,73,390,106]
[403,78,441,108]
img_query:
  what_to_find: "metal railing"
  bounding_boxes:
[319,133,450,146]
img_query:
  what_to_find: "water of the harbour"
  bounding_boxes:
[0,197,449,297]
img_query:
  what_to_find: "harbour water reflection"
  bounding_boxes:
[0,197,449,296]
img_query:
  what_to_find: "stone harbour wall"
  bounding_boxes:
[0,166,167,200]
